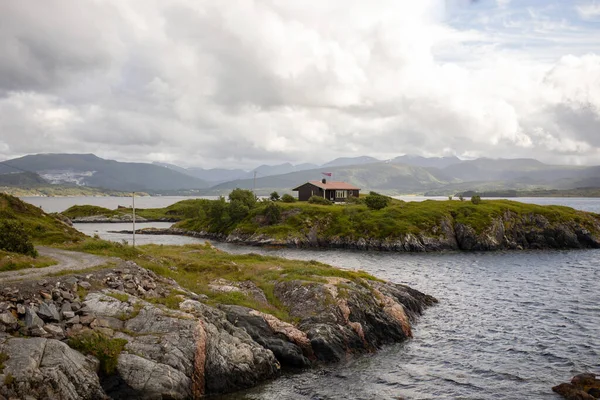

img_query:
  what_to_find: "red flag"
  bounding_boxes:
[322,172,332,177]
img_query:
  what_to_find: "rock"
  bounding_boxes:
[66,315,80,325]
[16,304,26,315]
[63,311,76,319]
[79,281,92,290]
[44,324,65,338]
[25,307,44,328]
[222,305,311,368]
[0,336,108,399]
[37,302,61,322]
[79,314,95,325]
[0,312,17,326]
[553,373,600,400]
[30,327,47,337]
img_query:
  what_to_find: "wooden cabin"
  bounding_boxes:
[292,179,360,202]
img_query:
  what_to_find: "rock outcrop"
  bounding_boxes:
[553,373,600,400]
[149,208,600,251]
[0,260,435,399]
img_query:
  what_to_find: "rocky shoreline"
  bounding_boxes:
[121,208,600,252]
[0,258,436,399]
[553,373,600,399]
[71,214,178,223]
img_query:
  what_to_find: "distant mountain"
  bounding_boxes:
[209,162,449,195]
[441,158,555,181]
[253,162,319,177]
[392,155,462,169]
[322,156,380,168]
[1,154,209,192]
[0,171,48,186]
[187,167,249,183]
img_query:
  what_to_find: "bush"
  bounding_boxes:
[281,194,296,203]
[269,191,280,202]
[229,189,256,210]
[471,195,482,205]
[308,196,332,205]
[364,192,390,210]
[0,220,37,257]
[263,202,282,224]
[229,199,250,222]
[345,195,363,204]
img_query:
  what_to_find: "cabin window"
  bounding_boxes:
[335,190,347,198]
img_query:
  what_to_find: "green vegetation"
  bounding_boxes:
[63,239,377,321]
[0,351,8,373]
[308,195,332,205]
[173,196,600,240]
[0,194,83,245]
[106,292,130,302]
[471,195,482,205]
[269,191,280,201]
[61,198,211,221]
[364,191,390,210]
[281,194,296,203]
[456,188,600,198]
[68,332,128,375]
[0,220,37,256]
[0,250,56,272]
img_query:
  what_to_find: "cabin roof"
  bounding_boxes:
[292,181,360,191]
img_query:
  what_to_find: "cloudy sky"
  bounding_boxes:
[1,0,600,169]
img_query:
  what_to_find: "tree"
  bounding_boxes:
[281,194,296,203]
[458,195,464,202]
[364,191,390,210]
[269,191,280,202]
[0,220,37,257]
[471,195,482,205]
[228,189,256,210]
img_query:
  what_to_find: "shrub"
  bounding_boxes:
[269,191,280,202]
[471,195,482,205]
[345,195,363,204]
[263,202,282,224]
[281,194,296,203]
[229,189,256,210]
[308,196,332,205]
[68,332,128,375]
[0,220,37,257]
[458,195,464,201]
[229,199,250,222]
[364,192,390,210]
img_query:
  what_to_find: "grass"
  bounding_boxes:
[68,331,128,375]
[0,250,56,272]
[60,198,210,221]
[0,193,84,245]
[177,197,600,239]
[63,239,378,322]
[0,352,8,373]
[106,292,130,302]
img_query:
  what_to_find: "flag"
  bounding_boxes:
[321,172,332,177]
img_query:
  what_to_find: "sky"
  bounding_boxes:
[1,0,600,169]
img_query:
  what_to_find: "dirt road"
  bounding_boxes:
[0,246,120,283]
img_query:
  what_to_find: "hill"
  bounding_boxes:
[1,154,209,192]
[392,155,462,169]
[0,193,83,244]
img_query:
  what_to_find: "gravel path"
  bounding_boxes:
[0,246,121,283]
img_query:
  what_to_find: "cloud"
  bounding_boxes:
[0,0,599,168]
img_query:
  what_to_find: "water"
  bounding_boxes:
[73,222,207,246]
[63,197,600,399]
[213,247,600,399]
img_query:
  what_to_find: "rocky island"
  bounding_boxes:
[89,190,600,252]
[0,194,436,398]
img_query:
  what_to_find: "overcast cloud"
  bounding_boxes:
[1,0,599,168]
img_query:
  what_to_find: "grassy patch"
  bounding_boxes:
[68,332,128,375]
[146,289,186,309]
[67,240,377,322]
[0,193,84,245]
[106,292,130,302]
[0,352,8,373]
[0,250,56,272]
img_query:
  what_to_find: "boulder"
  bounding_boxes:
[0,336,107,400]
[553,373,600,400]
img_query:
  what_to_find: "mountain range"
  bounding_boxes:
[1,153,599,196]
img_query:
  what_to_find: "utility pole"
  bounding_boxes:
[253,171,257,195]
[132,191,136,247]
